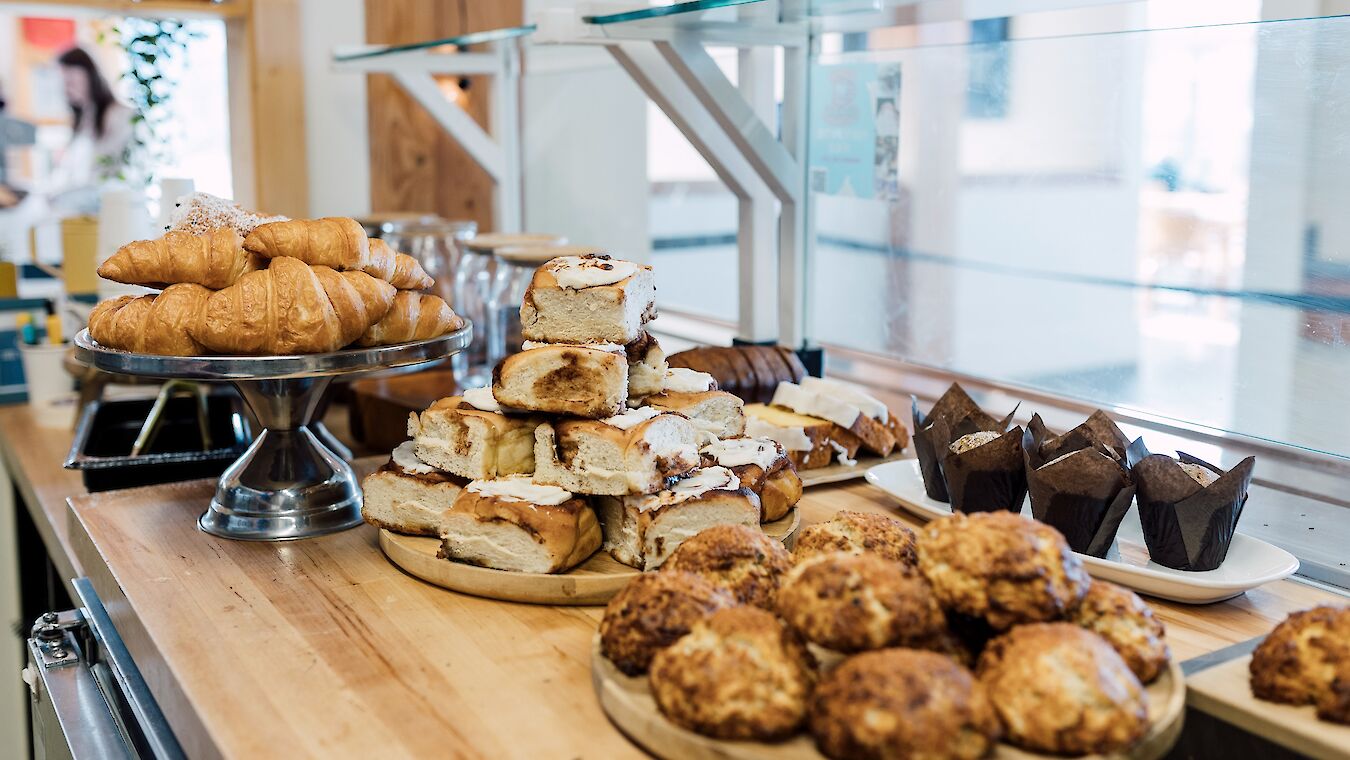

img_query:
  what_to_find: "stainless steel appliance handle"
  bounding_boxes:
[24,579,185,760]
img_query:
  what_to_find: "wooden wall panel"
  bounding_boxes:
[365,0,521,231]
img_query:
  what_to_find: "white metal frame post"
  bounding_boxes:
[533,4,811,348]
[333,43,524,233]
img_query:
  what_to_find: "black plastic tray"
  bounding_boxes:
[64,394,253,492]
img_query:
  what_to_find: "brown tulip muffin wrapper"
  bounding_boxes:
[911,383,1015,503]
[1026,410,1129,464]
[1126,438,1255,572]
[1023,424,1133,558]
[1023,413,1136,558]
[938,425,1027,514]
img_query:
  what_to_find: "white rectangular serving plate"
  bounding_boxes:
[865,459,1299,604]
[800,451,909,488]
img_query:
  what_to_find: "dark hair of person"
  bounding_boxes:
[57,47,116,138]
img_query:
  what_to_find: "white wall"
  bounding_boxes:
[299,0,370,218]
[521,42,650,262]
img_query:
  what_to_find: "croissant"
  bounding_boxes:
[362,239,434,290]
[87,283,212,356]
[243,217,370,270]
[356,291,464,346]
[97,229,261,289]
[190,256,395,355]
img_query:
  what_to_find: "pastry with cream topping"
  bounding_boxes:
[520,253,656,344]
[493,342,629,418]
[771,381,895,457]
[643,368,747,440]
[596,466,762,569]
[700,437,801,522]
[743,403,845,469]
[408,391,540,480]
[533,409,699,496]
[360,440,470,536]
[437,475,601,573]
[521,330,667,398]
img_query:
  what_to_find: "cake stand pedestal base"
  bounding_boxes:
[199,377,362,541]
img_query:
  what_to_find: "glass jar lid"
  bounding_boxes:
[465,232,567,254]
[495,244,606,265]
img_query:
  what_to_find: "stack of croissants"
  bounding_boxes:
[86,200,465,356]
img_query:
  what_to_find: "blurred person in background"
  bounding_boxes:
[49,46,133,212]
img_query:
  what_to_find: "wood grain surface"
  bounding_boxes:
[1187,654,1350,760]
[591,635,1187,760]
[60,454,1348,758]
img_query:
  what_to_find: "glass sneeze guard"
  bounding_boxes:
[332,24,537,62]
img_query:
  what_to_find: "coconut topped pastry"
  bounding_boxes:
[1125,439,1255,572]
[166,192,287,236]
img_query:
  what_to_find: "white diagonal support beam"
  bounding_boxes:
[656,35,800,203]
[608,41,779,342]
[391,70,507,184]
[609,42,759,200]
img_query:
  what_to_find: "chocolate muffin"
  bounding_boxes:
[649,607,816,741]
[792,510,919,567]
[599,571,737,675]
[662,524,793,609]
[776,553,948,653]
[978,623,1149,755]
[1250,605,1350,724]
[917,511,1090,630]
[811,649,1000,760]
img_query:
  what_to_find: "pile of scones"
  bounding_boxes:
[363,253,826,572]
[599,511,1174,758]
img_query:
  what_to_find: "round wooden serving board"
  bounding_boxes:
[591,635,1186,760]
[381,509,801,606]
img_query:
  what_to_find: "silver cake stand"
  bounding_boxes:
[73,325,472,541]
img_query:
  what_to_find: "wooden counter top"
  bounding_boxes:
[65,460,1346,759]
[0,405,88,588]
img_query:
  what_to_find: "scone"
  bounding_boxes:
[1250,605,1350,724]
[596,467,762,570]
[520,254,656,344]
[360,441,468,536]
[649,607,816,741]
[492,343,628,418]
[599,571,738,675]
[437,476,600,574]
[663,524,792,609]
[1072,580,1170,683]
[409,389,538,479]
[744,403,843,470]
[792,511,918,567]
[533,408,699,496]
[700,437,802,522]
[776,553,948,653]
[978,623,1148,755]
[811,649,1000,760]
[918,511,1090,630]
